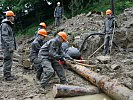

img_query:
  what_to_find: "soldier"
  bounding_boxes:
[38,32,73,89]
[62,42,81,60]
[0,11,16,81]
[103,9,115,55]
[29,29,48,80]
[34,22,46,38]
[54,2,63,26]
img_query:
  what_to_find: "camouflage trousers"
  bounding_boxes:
[40,59,66,88]
[3,48,13,77]
[55,17,61,26]
[104,34,113,55]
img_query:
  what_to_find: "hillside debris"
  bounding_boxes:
[96,56,111,64]
[111,64,121,70]
[53,8,133,59]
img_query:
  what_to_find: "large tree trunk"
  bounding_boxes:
[66,62,133,100]
[53,84,100,98]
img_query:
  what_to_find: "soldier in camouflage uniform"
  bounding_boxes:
[0,11,16,81]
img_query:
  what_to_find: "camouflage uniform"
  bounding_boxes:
[54,6,63,26]
[29,37,46,80]
[0,19,16,78]
[38,37,72,88]
[103,16,115,55]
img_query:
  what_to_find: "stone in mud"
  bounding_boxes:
[111,64,121,70]
[22,59,32,68]
[79,32,102,59]
[129,95,133,100]
[121,59,133,65]
[127,71,133,79]
[96,56,111,64]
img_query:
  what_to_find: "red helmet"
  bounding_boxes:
[58,32,67,41]
[39,22,46,29]
[38,29,48,37]
[6,11,15,17]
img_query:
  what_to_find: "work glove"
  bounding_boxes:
[59,56,65,61]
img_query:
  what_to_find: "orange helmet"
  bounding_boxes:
[6,11,15,17]
[106,9,112,15]
[39,22,46,29]
[38,29,48,37]
[58,32,67,41]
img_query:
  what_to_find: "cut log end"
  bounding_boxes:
[53,84,99,98]
[53,84,58,97]
[65,61,133,100]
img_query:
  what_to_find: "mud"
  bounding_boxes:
[0,61,93,100]
[0,8,133,100]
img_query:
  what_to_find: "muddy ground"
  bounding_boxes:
[0,59,91,100]
[0,8,133,100]
[0,46,133,100]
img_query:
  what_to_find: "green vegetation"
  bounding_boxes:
[15,18,54,37]
[73,0,133,15]
[0,0,133,37]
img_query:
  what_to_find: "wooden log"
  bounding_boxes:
[66,62,133,100]
[74,60,87,63]
[65,59,96,68]
[53,84,100,98]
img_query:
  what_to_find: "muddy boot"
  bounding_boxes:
[4,75,17,81]
[60,80,68,85]
[36,74,41,81]
[36,67,43,81]
[37,85,47,94]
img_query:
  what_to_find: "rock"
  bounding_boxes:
[25,94,34,99]
[129,95,133,100]
[127,71,133,79]
[111,64,120,70]
[127,27,133,42]
[96,56,111,64]
[127,43,133,49]
[121,59,133,64]
[22,59,32,68]
[79,32,103,59]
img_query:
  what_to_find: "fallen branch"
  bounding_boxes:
[53,84,99,98]
[88,43,104,59]
[65,62,133,100]
[65,59,96,68]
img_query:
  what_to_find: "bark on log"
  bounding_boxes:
[53,84,100,98]
[66,62,133,100]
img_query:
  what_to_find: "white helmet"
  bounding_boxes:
[57,2,60,5]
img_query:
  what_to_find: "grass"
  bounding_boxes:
[16,18,54,38]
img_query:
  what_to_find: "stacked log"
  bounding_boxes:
[53,84,100,98]
[66,62,133,100]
